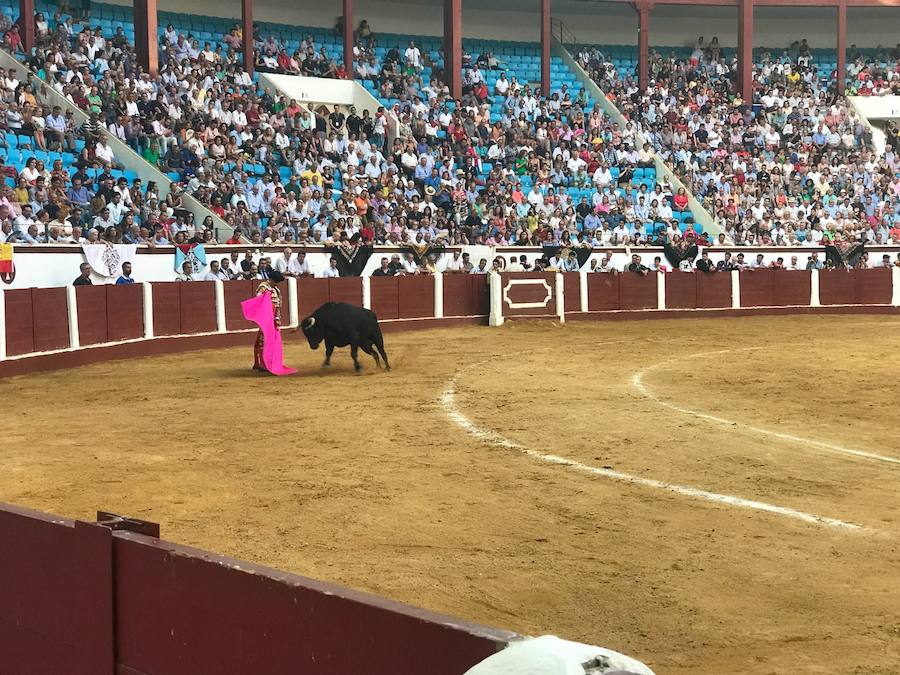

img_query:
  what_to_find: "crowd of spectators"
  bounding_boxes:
[578,37,900,249]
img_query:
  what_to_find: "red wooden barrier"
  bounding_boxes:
[398,275,434,318]
[587,273,620,311]
[818,269,856,305]
[739,269,776,307]
[665,272,698,309]
[4,289,34,355]
[773,271,811,306]
[696,273,732,308]
[619,272,657,310]
[855,268,892,304]
[152,282,182,336]
[499,272,556,317]
[297,278,330,318]
[76,285,109,346]
[31,287,69,352]
[106,284,144,342]
[370,276,400,320]
[223,280,256,331]
[442,274,489,317]
[563,273,581,312]
[328,277,363,306]
[0,505,113,675]
[178,282,217,335]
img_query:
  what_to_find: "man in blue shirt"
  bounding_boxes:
[115,262,135,284]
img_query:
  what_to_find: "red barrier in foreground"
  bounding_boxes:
[0,503,513,675]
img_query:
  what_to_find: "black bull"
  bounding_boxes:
[298,302,391,372]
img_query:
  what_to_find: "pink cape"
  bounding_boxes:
[241,291,297,376]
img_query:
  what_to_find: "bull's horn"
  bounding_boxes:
[301,317,315,329]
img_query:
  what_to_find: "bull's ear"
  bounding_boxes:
[301,317,315,329]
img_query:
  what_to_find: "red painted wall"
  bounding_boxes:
[370,276,400,320]
[696,273,732,308]
[619,273,658,310]
[665,272,698,309]
[31,287,70,352]
[0,504,511,675]
[500,272,557,317]
[76,285,109,345]
[179,282,217,334]
[152,282,182,336]
[223,280,256,331]
[772,271,811,306]
[4,288,35,355]
[587,274,620,311]
[328,277,363,306]
[298,278,330,318]
[854,268,892,304]
[106,284,144,342]
[442,274,489,317]
[563,273,581,312]
[398,275,434,318]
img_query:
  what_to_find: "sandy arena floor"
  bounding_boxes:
[2,315,899,674]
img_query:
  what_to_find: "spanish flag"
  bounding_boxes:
[0,243,12,274]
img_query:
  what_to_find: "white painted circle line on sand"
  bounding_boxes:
[441,370,863,532]
[632,349,900,468]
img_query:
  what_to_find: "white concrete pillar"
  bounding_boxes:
[286,276,299,327]
[65,285,80,349]
[810,269,821,307]
[731,270,741,309]
[142,282,154,339]
[656,271,666,310]
[579,271,588,313]
[555,272,565,323]
[214,280,226,333]
[362,274,371,309]
[892,266,900,307]
[488,272,504,326]
[0,288,7,360]
[434,271,444,318]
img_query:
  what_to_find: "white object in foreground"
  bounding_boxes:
[464,635,655,675]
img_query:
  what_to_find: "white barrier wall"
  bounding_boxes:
[3,245,900,289]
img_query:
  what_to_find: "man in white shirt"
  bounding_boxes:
[274,247,294,275]
[95,139,115,167]
[289,251,312,276]
[201,260,228,281]
[443,251,466,273]
[404,41,422,70]
[321,257,340,278]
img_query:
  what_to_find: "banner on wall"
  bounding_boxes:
[81,244,138,278]
[327,243,373,276]
[175,243,207,274]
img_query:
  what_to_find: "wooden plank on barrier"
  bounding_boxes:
[178,282,217,335]
[819,269,856,305]
[619,272,657,310]
[31,287,70,352]
[222,280,256,331]
[106,284,144,342]
[442,274,478,317]
[77,284,109,346]
[3,288,34,355]
[855,268,892,305]
[499,272,556,317]
[297,278,330,318]
[398,275,434,319]
[111,533,510,675]
[562,273,580,312]
[739,269,776,307]
[468,275,490,316]
[370,276,399,320]
[696,273,732,308]
[0,506,113,675]
[587,273,620,311]
[773,271,811,306]
[152,282,182,336]
[664,272,697,309]
[328,277,363,306]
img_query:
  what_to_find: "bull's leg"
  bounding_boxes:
[374,333,391,371]
[359,342,381,368]
[350,342,362,372]
[323,341,335,367]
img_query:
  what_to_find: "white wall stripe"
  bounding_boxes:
[0,288,8,360]
[141,282,154,339]
[441,369,863,532]
[214,280,227,334]
[65,285,80,349]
